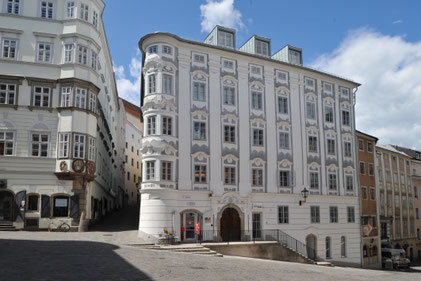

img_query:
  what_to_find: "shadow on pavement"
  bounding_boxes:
[89,204,140,232]
[0,239,153,281]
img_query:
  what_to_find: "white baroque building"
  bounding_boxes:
[0,0,125,230]
[138,26,362,265]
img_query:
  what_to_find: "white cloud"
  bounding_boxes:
[200,0,244,33]
[393,19,403,24]
[113,53,142,106]
[311,28,421,149]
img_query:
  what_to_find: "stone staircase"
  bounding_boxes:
[147,244,223,257]
[0,221,16,231]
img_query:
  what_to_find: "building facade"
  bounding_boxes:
[138,26,362,266]
[0,0,125,230]
[121,98,142,206]
[356,131,381,268]
[392,146,421,261]
[376,145,417,260]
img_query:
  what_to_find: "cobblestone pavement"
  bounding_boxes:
[1,210,420,281]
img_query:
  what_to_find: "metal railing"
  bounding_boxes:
[198,229,316,261]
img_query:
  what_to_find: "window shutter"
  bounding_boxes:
[41,195,51,218]
[14,190,26,222]
[70,195,79,218]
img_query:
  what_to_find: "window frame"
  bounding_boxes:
[278,206,289,224]
[52,196,70,218]
[252,168,264,187]
[2,38,18,59]
[73,134,85,159]
[251,91,263,110]
[66,1,75,18]
[310,206,320,223]
[58,133,70,158]
[193,81,206,101]
[0,131,15,156]
[161,161,172,181]
[347,206,355,223]
[223,125,235,144]
[0,83,17,105]
[37,42,53,63]
[40,0,54,19]
[279,132,289,149]
[7,0,20,15]
[278,96,288,114]
[193,121,206,141]
[329,206,338,223]
[279,170,290,187]
[31,132,49,157]
[162,74,173,95]
[147,115,156,136]
[194,164,207,183]
[223,86,235,106]
[33,86,51,107]
[145,160,155,181]
[252,128,264,146]
[162,116,172,136]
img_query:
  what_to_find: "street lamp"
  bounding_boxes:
[299,187,309,206]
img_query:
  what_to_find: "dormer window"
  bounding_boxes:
[218,30,234,48]
[289,49,301,65]
[256,40,269,56]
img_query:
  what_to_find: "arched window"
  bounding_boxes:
[341,236,347,257]
[326,236,331,259]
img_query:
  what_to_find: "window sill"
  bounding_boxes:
[27,106,53,113]
[0,104,18,110]
[57,106,98,117]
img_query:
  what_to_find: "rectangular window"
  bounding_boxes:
[88,137,95,161]
[327,139,335,155]
[193,121,206,140]
[161,161,172,181]
[92,11,98,28]
[146,161,155,180]
[66,1,75,18]
[193,82,206,101]
[2,39,17,59]
[27,195,39,211]
[41,1,54,19]
[127,172,130,181]
[367,142,373,152]
[308,136,318,153]
[162,74,173,95]
[80,3,89,21]
[310,172,319,189]
[224,166,236,185]
[325,106,333,123]
[344,142,352,157]
[278,96,288,114]
[194,165,207,183]
[250,66,261,75]
[7,0,20,14]
[147,115,156,135]
[33,86,50,107]
[358,140,364,151]
[360,162,366,174]
[77,45,88,65]
[223,86,235,105]
[361,187,367,199]
[58,133,69,158]
[277,71,287,82]
[311,206,320,223]
[73,134,85,159]
[253,129,264,146]
[37,43,52,63]
[148,45,157,54]
[347,207,355,223]
[75,88,87,109]
[64,44,74,63]
[31,133,49,157]
[305,78,315,88]
[255,40,269,56]
[162,116,172,135]
[0,132,14,156]
[89,92,96,112]
[328,173,337,190]
[60,87,72,107]
[279,132,289,149]
[91,51,97,70]
[224,125,235,143]
[0,83,16,105]
[323,83,332,93]
[53,197,69,217]
[370,188,376,200]
[346,175,354,191]
[218,30,234,48]
[279,171,290,187]
[341,236,347,257]
[162,45,172,55]
[148,74,156,94]
[251,91,262,110]
[223,60,234,69]
[252,168,263,186]
[368,164,374,176]
[342,110,350,126]
[329,206,338,223]
[306,102,316,119]
[194,54,205,63]
[416,208,419,220]
[278,206,289,224]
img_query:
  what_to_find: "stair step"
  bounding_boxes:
[0,228,17,231]
[316,262,334,267]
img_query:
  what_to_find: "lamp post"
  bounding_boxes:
[299,187,309,206]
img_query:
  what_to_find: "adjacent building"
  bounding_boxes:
[0,0,125,230]
[121,98,142,205]
[376,144,417,260]
[392,146,421,261]
[356,131,381,268]
[138,26,362,266]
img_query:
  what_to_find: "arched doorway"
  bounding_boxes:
[220,207,241,242]
[0,190,14,222]
[306,234,317,261]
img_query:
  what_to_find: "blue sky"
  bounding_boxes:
[103,0,421,149]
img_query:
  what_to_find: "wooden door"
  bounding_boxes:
[220,208,241,242]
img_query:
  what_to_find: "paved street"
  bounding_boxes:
[1,206,420,281]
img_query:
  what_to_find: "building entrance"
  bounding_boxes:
[0,191,13,221]
[306,234,317,260]
[220,207,241,242]
[181,211,201,242]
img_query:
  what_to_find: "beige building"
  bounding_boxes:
[376,144,417,260]
[392,146,421,261]
[121,99,142,205]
